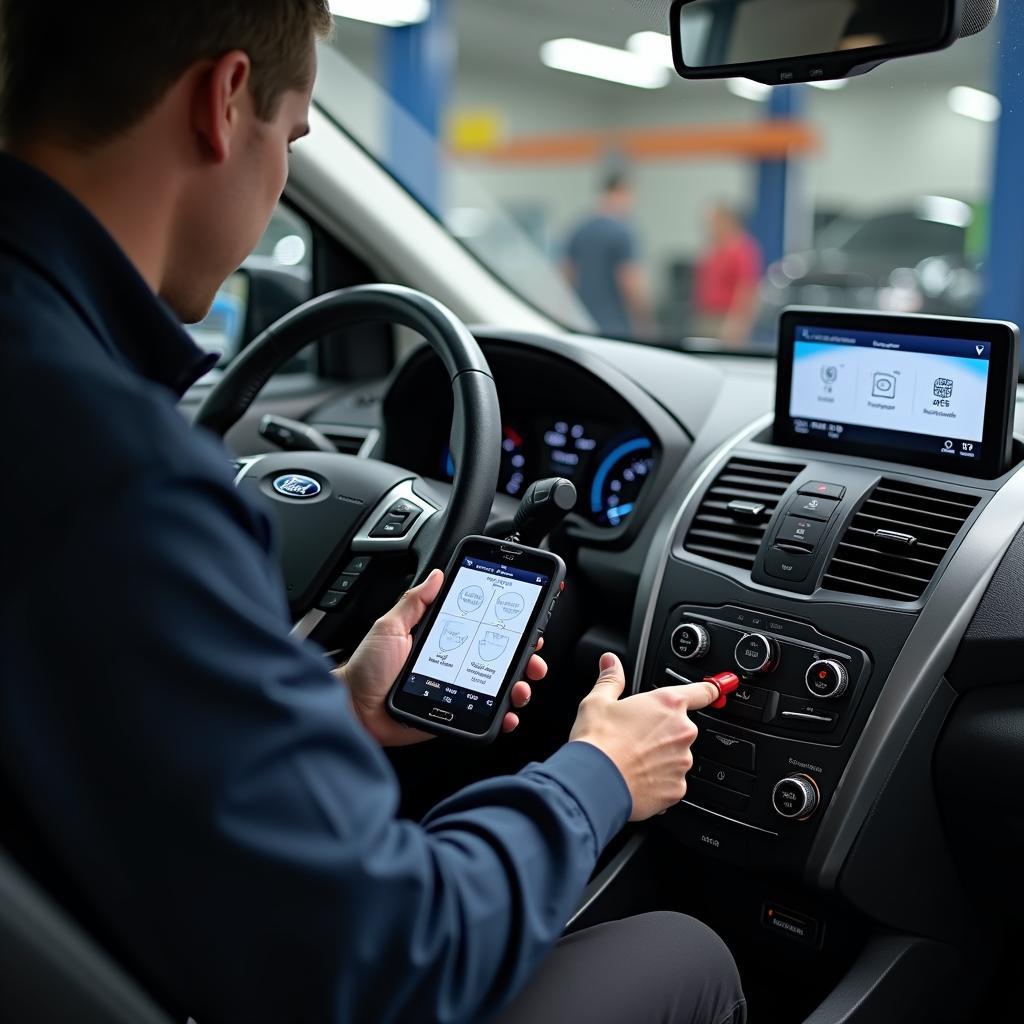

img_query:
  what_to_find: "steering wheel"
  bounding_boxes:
[195,284,501,624]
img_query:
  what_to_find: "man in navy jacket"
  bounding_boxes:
[0,3,745,1022]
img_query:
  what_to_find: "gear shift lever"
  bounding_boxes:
[506,477,577,547]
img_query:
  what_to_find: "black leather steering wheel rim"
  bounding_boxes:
[194,283,501,591]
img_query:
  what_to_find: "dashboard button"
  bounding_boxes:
[318,590,347,611]
[777,695,839,731]
[686,777,749,811]
[764,547,815,583]
[772,775,819,819]
[693,728,756,771]
[805,659,849,699]
[693,759,756,796]
[328,574,359,593]
[776,516,826,549]
[799,481,846,500]
[788,494,840,522]
[731,683,769,709]
[671,622,711,660]
[734,634,779,674]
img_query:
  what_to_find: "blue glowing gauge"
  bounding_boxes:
[590,437,655,528]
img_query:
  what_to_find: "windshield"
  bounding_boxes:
[316,2,1001,353]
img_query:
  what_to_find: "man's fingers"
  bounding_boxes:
[589,652,626,700]
[502,712,521,733]
[665,679,721,711]
[386,569,444,632]
[510,681,531,708]
[526,655,548,682]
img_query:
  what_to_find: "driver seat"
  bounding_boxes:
[0,844,172,1023]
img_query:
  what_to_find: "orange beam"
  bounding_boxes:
[452,120,819,164]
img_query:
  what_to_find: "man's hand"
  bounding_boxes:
[338,569,548,747]
[569,653,719,821]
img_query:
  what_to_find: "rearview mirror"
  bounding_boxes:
[669,0,994,86]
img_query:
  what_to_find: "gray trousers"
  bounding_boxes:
[496,912,748,1024]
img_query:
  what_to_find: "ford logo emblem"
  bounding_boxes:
[272,474,322,499]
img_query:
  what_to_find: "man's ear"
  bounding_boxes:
[193,50,253,163]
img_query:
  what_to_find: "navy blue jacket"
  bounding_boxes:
[0,153,631,1023]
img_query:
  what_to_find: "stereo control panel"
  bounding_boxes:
[645,604,872,852]
[656,605,869,744]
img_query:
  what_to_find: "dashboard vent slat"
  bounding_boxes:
[823,478,980,602]
[684,458,804,571]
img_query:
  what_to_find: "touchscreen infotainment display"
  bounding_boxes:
[774,309,1019,478]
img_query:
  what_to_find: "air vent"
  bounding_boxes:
[685,458,804,570]
[823,478,980,602]
[314,426,377,457]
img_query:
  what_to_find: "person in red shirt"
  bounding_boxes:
[694,203,763,347]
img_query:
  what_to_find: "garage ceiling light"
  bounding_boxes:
[948,86,1001,122]
[329,0,430,27]
[727,79,771,102]
[540,38,670,89]
[626,31,676,70]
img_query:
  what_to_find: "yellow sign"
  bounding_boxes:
[449,110,503,153]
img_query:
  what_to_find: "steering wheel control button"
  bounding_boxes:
[671,623,711,661]
[788,494,840,522]
[318,590,347,612]
[705,671,741,709]
[805,659,849,699]
[370,500,423,538]
[734,634,780,675]
[764,547,814,583]
[389,500,421,519]
[772,775,820,820]
[799,481,846,501]
[693,729,756,772]
[344,556,372,575]
[776,516,825,550]
[692,759,756,796]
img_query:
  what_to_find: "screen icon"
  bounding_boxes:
[821,365,838,385]
[872,372,897,399]
[976,345,985,356]
[933,377,954,399]
[944,440,954,451]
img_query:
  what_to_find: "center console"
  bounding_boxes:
[633,309,1022,904]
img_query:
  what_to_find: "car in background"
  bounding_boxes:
[758,198,985,339]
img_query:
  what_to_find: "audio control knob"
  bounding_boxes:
[805,659,848,699]
[772,775,820,820]
[734,633,779,675]
[671,623,711,661]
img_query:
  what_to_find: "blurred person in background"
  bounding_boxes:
[693,202,763,347]
[564,173,652,338]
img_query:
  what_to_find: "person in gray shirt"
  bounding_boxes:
[565,174,651,338]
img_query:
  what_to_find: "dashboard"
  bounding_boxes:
[440,417,656,528]
[376,336,686,537]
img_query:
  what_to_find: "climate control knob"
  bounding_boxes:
[671,623,711,661]
[805,659,848,699]
[734,633,779,674]
[772,775,820,820]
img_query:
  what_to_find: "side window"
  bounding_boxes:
[186,204,314,373]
